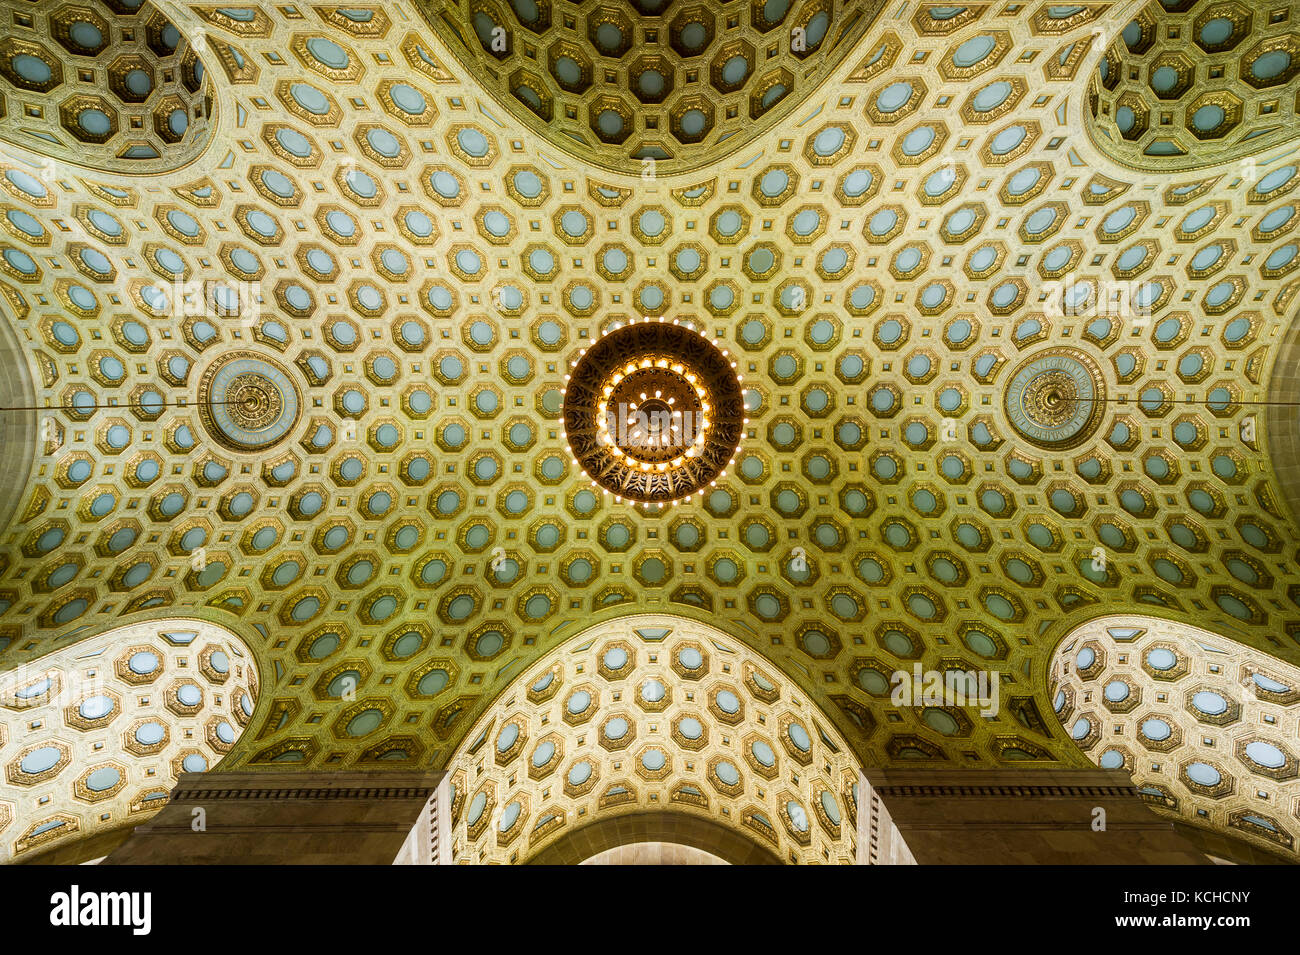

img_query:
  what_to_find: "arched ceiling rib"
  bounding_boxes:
[1265,314,1300,532]
[0,299,36,536]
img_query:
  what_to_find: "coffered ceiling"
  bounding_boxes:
[1,0,1300,862]
[0,617,255,862]
[1088,0,1300,169]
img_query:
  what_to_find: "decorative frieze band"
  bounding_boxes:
[873,784,1139,799]
[170,786,438,802]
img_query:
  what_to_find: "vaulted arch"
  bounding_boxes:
[0,0,1295,850]
[1049,614,1300,863]
[444,613,861,864]
[0,617,258,863]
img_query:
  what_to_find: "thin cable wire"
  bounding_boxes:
[1070,397,1300,407]
[0,399,246,413]
[2,396,1297,413]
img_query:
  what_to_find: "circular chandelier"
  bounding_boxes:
[562,318,746,507]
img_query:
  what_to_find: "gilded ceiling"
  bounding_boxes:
[419,0,885,174]
[0,0,1299,863]
[0,0,213,174]
[1088,0,1300,169]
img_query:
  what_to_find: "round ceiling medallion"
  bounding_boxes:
[197,352,302,452]
[562,320,745,506]
[1004,348,1106,449]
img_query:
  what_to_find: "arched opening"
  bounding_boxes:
[581,843,728,865]
[533,812,781,865]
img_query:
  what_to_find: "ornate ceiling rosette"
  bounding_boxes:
[196,352,302,453]
[1003,347,1107,451]
[563,319,745,507]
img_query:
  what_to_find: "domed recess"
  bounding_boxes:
[197,353,302,453]
[0,1,213,174]
[1004,348,1105,450]
[413,0,883,173]
[563,321,744,506]
[1086,2,1296,170]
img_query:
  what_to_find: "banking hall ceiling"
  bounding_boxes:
[4,0,1300,863]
